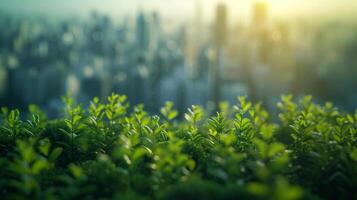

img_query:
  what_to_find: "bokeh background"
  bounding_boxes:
[1,0,357,117]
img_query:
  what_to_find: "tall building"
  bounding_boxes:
[251,1,270,63]
[151,12,161,52]
[252,2,268,27]
[212,3,228,109]
[136,12,150,52]
[214,3,228,48]
[0,67,6,101]
[248,1,272,102]
[186,0,204,72]
[195,0,203,45]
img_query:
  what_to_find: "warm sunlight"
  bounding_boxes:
[1,0,355,22]
[0,0,357,199]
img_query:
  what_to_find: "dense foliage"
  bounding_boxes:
[0,94,356,200]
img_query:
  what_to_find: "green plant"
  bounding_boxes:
[0,94,356,200]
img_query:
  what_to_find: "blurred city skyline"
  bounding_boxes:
[1,0,357,118]
[1,0,356,23]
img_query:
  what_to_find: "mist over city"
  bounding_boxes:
[1,0,357,117]
[1,1,357,200]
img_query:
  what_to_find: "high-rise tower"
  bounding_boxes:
[214,3,228,48]
[212,3,228,109]
[252,2,268,27]
[136,12,150,52]
[195,0,203,44]
[248,1,270,101]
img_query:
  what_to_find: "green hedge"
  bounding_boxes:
[0,94,356,200]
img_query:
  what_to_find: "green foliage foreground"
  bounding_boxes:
[0,94,356,200]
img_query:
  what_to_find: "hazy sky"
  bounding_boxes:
[0,0,355,23]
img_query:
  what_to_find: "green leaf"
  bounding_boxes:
[186,159,196,171]
[69,164,83,179]
[351,149,357,161]
[38,139,51,156]
[32,160,49,174]
[132,147,150,163]
[168,111,178,120]
[247,182,268,196]
[268,143,285,157]
[253,138,268,158]
[49,147,63,162]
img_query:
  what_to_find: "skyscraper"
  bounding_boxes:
[0,67,6,100]
[212,3,228,109]
[151,12,161,52]
[136,12,150,52]
[248,1,271,102]
[250,1,270,63]
[214,3,228,48]
[253,2,268,27]
[195,0,203,45]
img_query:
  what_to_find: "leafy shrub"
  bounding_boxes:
[0,93,356,200]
